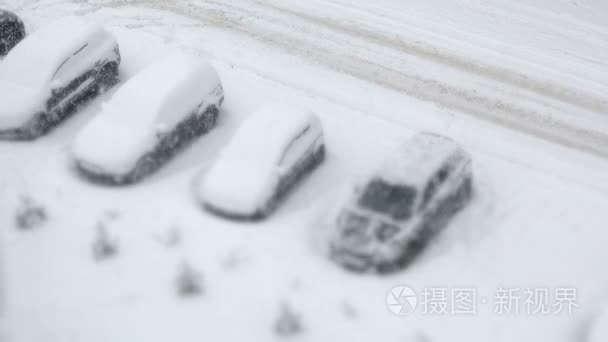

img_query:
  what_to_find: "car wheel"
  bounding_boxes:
[96,62,119,91]
[203,105,219,130]
[25,113,50,139]
[314,144,326,164]
[453,176,473,210]
[462,176,473,199]
[131,154,157,183]
[253,199,275,221]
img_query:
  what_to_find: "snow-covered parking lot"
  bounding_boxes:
[1,0,608,341]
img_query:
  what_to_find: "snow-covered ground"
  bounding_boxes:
[1,0,608,341]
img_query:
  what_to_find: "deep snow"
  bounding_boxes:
[1,1,608,342]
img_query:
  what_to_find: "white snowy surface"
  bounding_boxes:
[1,1,608,342]
[0,81,45,128]
[73,52,222,174]
[0,16,115,129]
[199,104,319,215]
[84,0,608,157]
[588,306,608,342]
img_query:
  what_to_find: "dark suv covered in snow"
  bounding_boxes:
[330,133,473,274]
[0,17,120,140]
[0,9,25,56]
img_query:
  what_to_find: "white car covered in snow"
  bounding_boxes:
[0,16,120,139]
[198,104,325,220]
[330,132,473,273]
[73,52,224,184]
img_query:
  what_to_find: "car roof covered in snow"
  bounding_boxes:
[374,132,468,187]
[0,16,114,87]
[96,52,220,129]
[73,52,221,174]
[220,104,318,167]
[200,104,320,214]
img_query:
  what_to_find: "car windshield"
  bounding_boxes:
[357,179,417,220]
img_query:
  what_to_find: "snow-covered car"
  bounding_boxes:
[73,52,224,185]
[0,16,120,140]
[0,9,25,56]
[330,132,473,274]
[198,104,325,220]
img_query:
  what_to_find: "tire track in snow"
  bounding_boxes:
[86,0,608,159]
[249,0,608,114]
[306,0,608,85]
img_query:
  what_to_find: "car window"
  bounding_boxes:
[436,164,450,184]
[421,178,437,210]
[420,164,452,210]
[358,179,417,220]
[278,125,311,169]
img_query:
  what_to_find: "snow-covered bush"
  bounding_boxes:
[412,332,431,342]
[220,247,250,271]
[176,262,203,297]
[92,222,118,261]
[340,300,358,319]
[158,226,181,248]
[14,196,47,230]
[274,301,303,337]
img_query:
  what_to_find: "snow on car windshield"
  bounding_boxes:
[357,179,417,220]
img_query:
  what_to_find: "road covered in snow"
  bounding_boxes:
[1,0,608,341]
[89,0,608,158]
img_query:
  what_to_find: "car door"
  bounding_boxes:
[419,162,452,213]
[274,124,318,196]
[47,42,97,110]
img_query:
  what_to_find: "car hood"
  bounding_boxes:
[332,206,421,257]
[199,159,278,216]
[73,115,156,175]
[0,81,46,130]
